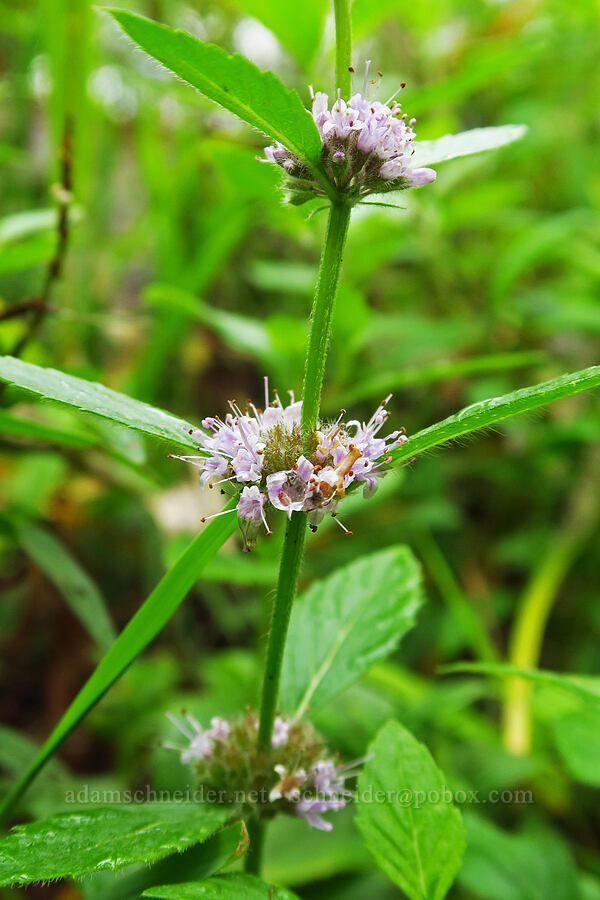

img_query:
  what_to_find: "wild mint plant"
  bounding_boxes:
[0,2,599,898]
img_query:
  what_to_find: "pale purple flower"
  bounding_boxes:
[206,716,230,742]
[165,712,214,764]
[172,378,407,545]
[272,716,290,748]
[260,62,436,203]
[312,760,346,796]
[296,796,346,831]
[266,467,312,517]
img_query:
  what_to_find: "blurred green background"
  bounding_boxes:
[1,0,599,897]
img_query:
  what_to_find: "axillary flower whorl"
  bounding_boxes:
[172,377,407,549]
[165,711,367,832]
[261,62,436,204]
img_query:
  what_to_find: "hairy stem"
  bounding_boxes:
[257,202,351,757]
[333,0,352,96]
[253,13,354,871]
[301,202,351,442]
[257,511,307,752]
[244,815,264,875]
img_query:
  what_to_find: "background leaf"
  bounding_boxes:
[11,519,116,652]
[280,546,423,716]
[412,125,527,167]
[458,813,580,900]
[441,662,600,706]
[0,505,237,823]
[356,720,465,900]
[108,10,322,169]
[0,803,229,886]
[228,0,326,66]
[552,709,600,787]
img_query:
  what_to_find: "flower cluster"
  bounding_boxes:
[165,711,364,831]
[262,62,436,203]
[172,378,407,548]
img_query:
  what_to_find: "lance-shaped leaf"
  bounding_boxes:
[280,546,423,717]
[412,124,527,168]
[0,505,237,823]
[81,821,248,900]
[108,9,323,171]
[11,519,116,652]
[0,356,200,451]
[0,804,229,886]
[144,873,300,899]
[441,662,600,706]
[356,720,465,900]
[388,365,600,468]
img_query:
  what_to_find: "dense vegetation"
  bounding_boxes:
[0,0,599,898]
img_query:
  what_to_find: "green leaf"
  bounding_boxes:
[144,284,278,369]
[553,709,600,787]
[0,208,57,244]
[458,814,579,900]
[107,10,322,169]
[388,366,600,468]
[0,357,200,451]
[262,808,370,885]
[11,519,116,652]
[355,720,465,900]
[0,232,56,275]
[280,546,423,717]
[82,821,247,900]
[0,505,237,823]
[0,803,229,886]
[341,351,544,405]
[412,125,527,168]
[0,207,83,244]
[440,662,600,706]
[0,409,96,449]
[143,873,299,899]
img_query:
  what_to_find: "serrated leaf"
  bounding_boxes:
[108,9,322,170]
[388,366,600,468]
[82,821,247,900]
[0,505,237,823]
[0,804,229,886]
[11,519,116,652]
[280,546,423,716]
[412,125,527,167]
[356,720,465,900]
[0,357,199,451]
[143,873,299,899]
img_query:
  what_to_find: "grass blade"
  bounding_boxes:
[0,504,237,824]
[11,519,116,652]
